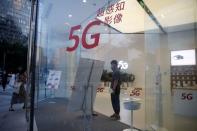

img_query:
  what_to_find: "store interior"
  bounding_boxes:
[34,0,197,131]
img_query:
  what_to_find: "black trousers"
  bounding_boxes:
[111,93,120,115]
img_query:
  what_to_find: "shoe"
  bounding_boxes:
[110,113,116,118]
[92,112,98,116]
[9,108,14,111]
[111,114,120,120]
[115,114,120,120]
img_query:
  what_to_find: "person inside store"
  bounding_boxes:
[110,60,121,120]
[9,71,27,111]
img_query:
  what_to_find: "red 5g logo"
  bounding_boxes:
[130,88,142,96]
[181,93,193,100]
[66,20,101,52]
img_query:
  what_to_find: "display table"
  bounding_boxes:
[123,98,141,131]
[173,87,197,116]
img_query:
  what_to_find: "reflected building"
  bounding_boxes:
[0,0,31,44]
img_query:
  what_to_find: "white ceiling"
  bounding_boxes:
[97,0,158,33]
[41,0,197,35]
[146,0,197,28]
[97,0,197,33]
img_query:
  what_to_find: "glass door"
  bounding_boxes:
[144,0,197,131]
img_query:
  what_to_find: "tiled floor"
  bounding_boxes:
[2,85,196,131]
[94,88,145,130]
[94,87,197,131]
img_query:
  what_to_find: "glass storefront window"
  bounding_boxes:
[144,0,197,131]
[27,0,197,131]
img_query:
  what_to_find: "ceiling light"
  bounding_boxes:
[161,14,165,19]
[64,22,70,26]
[68,14,72,18]
[82,0,87,3]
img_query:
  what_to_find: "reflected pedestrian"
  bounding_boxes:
[2,70,8,91]
[9,72,26,111]
[9,73,16,88]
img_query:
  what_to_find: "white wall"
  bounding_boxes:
[81,33,145,88]
[145,29,197,131]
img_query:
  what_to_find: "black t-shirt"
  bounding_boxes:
[110,69,121,95]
